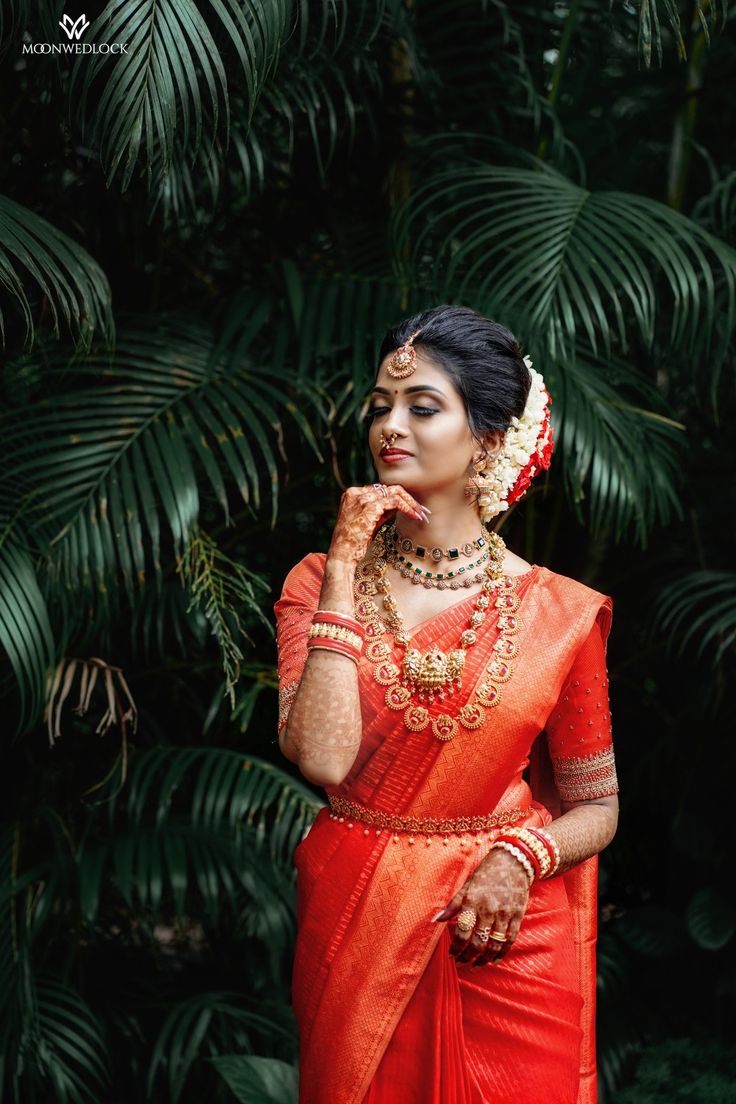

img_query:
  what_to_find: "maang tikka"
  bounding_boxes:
[387,328,423,379]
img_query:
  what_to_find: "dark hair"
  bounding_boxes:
[378,305,531,441]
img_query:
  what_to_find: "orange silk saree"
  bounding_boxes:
[274,553,617,1104]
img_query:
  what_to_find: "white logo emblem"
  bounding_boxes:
[58,13,90,40]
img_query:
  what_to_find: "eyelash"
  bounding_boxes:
[366,406,439,419]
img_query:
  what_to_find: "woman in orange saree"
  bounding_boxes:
[275,307,619,1104]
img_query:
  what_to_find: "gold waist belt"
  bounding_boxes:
[327,795,530,837]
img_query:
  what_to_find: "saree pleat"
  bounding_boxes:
[276,558,615,1104]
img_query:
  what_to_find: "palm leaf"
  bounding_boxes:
[0,515,57,737]
[392,147,736,366]
[76,747,321,921]
[69,0,292,192]
[652,569,736,661]
[148,993,295,1103]
[211,1054,298,1104]
[0,195,114,350]
[551,350,686,544]
[3,318,323,600]
[25,980,111,1104]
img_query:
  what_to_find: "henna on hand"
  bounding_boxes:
[440,848,532,967]
[327,484,430,566]
[433,796,619,967]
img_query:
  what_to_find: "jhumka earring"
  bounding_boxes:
[465,450,489,500]
[386,328,423,379]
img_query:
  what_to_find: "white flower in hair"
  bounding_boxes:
[476,355,554,524]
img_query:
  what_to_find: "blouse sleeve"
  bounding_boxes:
[273,554,324,735]
[544,616,619,802]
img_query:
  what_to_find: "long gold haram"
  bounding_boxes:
[353,528,524,742]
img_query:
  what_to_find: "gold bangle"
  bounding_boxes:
[307,622,364,651]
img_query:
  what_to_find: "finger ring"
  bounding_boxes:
[490,929,507,942]
[372,482,389,497]
[455,908,477,933]
[475,928,491,943]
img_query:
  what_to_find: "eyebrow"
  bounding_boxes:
[369,385,446,398]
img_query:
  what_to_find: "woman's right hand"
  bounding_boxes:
[327,484,431,566]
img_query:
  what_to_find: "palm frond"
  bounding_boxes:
[73,747,321,921]
[0,195,114,350]
[0,515,56,737]
[692,170,736,246]
[551,350,686,544]
[69,0,292,191]
[35,981,112,1103]
[392,147,736,367]
[211,1054,298,1104]
[624,0,727,67]
[4,318,323,600]
[651,569,736,661]
[148,993,295,1104]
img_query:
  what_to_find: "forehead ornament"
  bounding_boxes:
[387,328,422,379]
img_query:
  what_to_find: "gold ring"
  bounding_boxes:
[455,908,477,933]
[490,929,507,942]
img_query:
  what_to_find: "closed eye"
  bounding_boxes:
[366,406,439,419]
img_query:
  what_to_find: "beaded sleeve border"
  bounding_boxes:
[552,746,619,801]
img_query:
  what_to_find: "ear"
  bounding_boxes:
[478,429,505,461]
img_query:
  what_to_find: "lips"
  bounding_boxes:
[380,448,414,458]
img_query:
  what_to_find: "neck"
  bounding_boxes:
[391,500,491,550]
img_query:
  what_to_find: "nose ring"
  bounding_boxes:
[380,431,398,448]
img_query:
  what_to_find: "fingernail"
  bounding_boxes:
[431,908,449,922]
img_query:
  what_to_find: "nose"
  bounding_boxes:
[380,411,409,442]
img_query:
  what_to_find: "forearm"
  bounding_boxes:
[542,795,619,876]
[279,556,363,786]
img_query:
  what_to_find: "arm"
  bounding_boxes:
[438,609,619,964]
[276,484,429,787]
[278,557,363,786]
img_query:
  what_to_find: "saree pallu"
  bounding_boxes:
[274,555,617,1104]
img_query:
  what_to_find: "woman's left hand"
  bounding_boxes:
[434,848,532,967]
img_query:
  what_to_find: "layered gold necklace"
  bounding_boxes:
[353,523,525,742]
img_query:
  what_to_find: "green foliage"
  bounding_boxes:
[211,1054,298,1103]
[0,195,114,349]
[615,1037,736,1103]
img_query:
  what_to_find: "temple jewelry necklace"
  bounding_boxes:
[353,522,525,742]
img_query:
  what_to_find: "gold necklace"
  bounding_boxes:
[353,524,525,742]
[387,522,492,562]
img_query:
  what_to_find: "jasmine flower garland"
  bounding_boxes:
[477,357,555,524]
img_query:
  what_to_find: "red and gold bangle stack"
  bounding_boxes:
[492,826,560,881]
[307,609,365,666]
[525,826,561,876]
